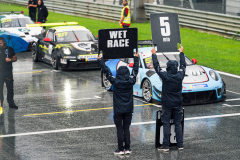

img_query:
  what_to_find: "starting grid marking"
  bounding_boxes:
[13,71,42,74]
[2,112,240,138]
[24,103,157,117]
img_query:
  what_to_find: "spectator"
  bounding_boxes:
[27,0,37,22]
[37,0,48,24]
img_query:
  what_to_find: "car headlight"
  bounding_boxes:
[209,70,219,81]
[62,47,71,55]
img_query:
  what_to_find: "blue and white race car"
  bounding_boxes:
[101,44,226,105]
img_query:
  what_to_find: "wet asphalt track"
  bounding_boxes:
[0,51,239,160]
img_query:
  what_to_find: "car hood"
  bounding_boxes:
[183,65,209,83]
[150,65,209,83]
[3,27,42,36]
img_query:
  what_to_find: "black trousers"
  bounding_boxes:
[29,11,36,22]
[114,111,132,151]
[0,72,15,105]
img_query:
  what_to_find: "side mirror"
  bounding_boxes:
[192,58,197,64]
[129,63,134,68]
[44,38,51,42]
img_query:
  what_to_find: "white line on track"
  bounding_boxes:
[1,112,240,138]
[223,104,240,107]
[62,96,101,101]
[216,70,240,79]
[227,90,240,95]
[226,98,240,102]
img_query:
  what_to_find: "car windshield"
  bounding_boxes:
[1,18,34,28]
[144,53,193,69]
[56,31,78,42]
[74,30,96,41]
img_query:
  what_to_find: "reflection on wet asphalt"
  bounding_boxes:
[0,52,239,159]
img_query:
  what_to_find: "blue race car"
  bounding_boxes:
[101,43,226,105]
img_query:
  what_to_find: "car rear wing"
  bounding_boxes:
[0,11,24,15]
[26,22,79,28]
[138,40,153,47]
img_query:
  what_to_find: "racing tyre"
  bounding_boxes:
[102,72,112,91]
[32,42,38,62]
[52,52,59,70]
[142,79,152,103]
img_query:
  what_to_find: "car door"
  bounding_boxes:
[41,29,54,63]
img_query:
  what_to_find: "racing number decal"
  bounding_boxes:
[159,124,177,144]
[57,32,68,37]
[159,17,171,37]
[170,124,177,143]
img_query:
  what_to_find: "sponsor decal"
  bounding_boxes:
[60,59,67,64]
[26,39,34,42]
[78,54,98,59]
[190,84,208,89]
[134,92,138,95]
[182,86,186,89]
[18,28,30,32]
[86,58,97,61]
[65,56,76,59]
[39,44,48,53]
[1,19,12,23]
[55,44,73,49]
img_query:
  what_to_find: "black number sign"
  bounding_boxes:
[150,13,181,52]
[98,28,138,59]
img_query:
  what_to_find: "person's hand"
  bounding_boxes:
[179,44,184,52]
[5,58,11,62]
[134,51,139,57]
[97,54,101,60]
[119,21,121,25]
[151,46,156,55]
[27,6,29,9]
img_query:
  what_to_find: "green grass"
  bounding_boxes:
[1,3,240,75]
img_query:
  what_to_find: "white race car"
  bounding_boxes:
[0,11,43,44]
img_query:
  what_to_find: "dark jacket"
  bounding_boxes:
[0,46,15,73]
[37,0,48,22]
[99,57,139,113]
[152,52,186,107]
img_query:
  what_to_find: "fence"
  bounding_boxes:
[0,0,123,21]
[144,3,240,37]
[1,0,240,38]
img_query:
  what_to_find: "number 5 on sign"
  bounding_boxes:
[160,17,171,37]
[150,13,181,52]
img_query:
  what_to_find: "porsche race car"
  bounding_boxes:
[0,11,42,43]
[101,42,226,105]
[30,22,100,70]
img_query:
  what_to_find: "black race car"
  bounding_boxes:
[31,24,99,70]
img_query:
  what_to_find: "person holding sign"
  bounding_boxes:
[97,52,139,155]
[119,0,131,28]
[151,45,186,151]
[0,37,18,109]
